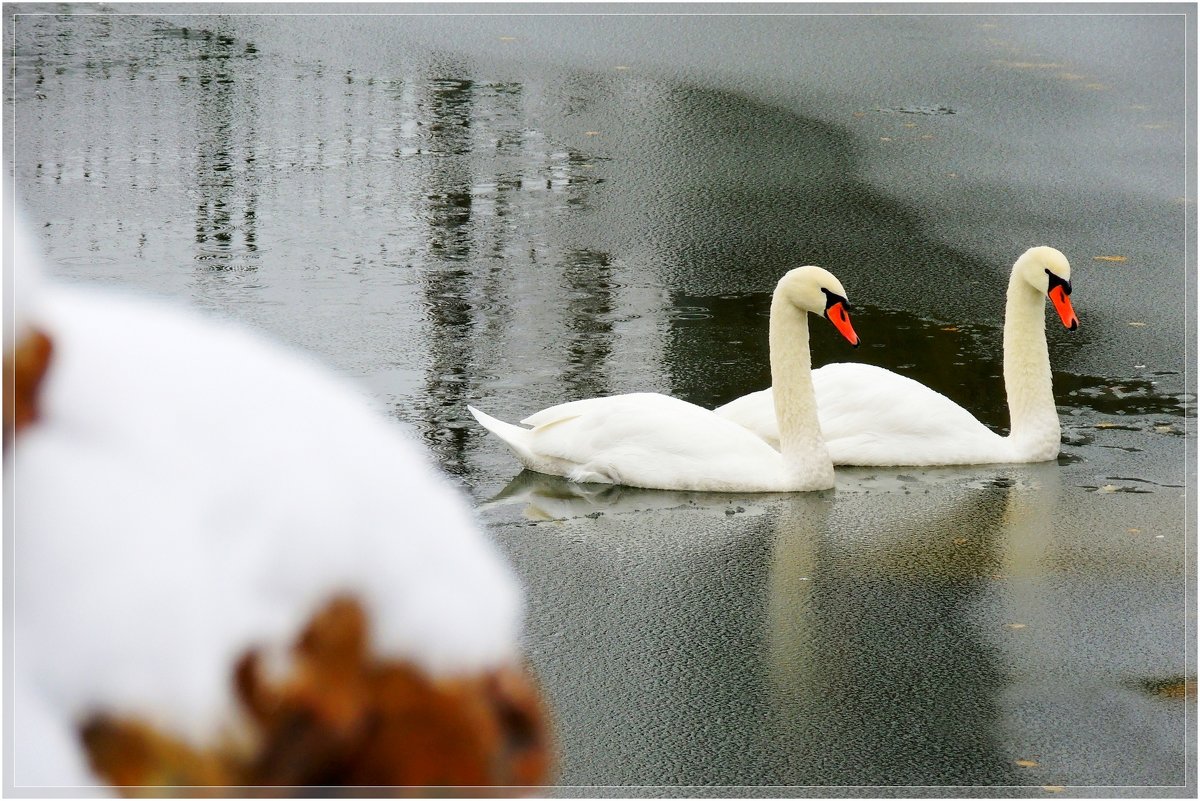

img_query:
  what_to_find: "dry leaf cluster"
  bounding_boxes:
[83,596,551,796]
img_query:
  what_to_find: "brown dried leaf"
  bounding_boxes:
[81,715,234,794]
[83,595,553,795]
[1140,676,1197,700]
[4,328,54,448]
[1015,758,1040,768]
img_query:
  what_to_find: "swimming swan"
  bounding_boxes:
[714,246,1079,466]
[469,266,860,492]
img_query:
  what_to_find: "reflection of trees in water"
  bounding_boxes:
[189,25,260,286]
[409,68,619,474]
[416,71,478,474]
[559,250,615,401]
[14,16,264,275]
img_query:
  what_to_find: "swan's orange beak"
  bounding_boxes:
[1048,285,1079,330]
[826,301,860,347]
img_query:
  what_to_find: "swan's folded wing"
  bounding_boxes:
[520,392,677,427]
[523,394,784,491]
[813,363,1005,466]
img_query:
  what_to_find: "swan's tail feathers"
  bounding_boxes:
[468,405,534,461]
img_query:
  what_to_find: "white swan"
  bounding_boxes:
[714,246,1080,466]
[469,266,860,493]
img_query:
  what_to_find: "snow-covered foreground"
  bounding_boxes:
[7,219,545,791]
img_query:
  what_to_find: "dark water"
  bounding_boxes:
[6,7,1194,796]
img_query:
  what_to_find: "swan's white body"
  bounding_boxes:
[717,363,1015,466]
[9,235,523,786]
[470,266,858,493]
[714,247,1079,466]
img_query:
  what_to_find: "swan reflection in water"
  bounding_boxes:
[484,460,1183,786]
[480,463,1011,523]
[479,468,801,521]
[482,464,1042,785]
[764,465,1033,785]
[765,461,1183,786]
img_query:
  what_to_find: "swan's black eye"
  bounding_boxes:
[1045,268,1072,295]
[821,287,851,314]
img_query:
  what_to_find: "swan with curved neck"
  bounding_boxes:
[714,247,1079,466]
[469,266,860,492]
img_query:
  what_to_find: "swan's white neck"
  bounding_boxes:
[1003,270,1060,460]
[769,291,835,490]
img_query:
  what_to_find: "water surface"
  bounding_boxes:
[7,7,1193,796]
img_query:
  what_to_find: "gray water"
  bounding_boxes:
[6,5,1195,796]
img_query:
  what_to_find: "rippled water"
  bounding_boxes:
[8,9,1193,795]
